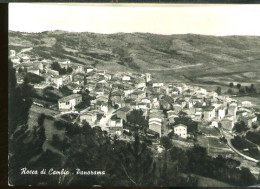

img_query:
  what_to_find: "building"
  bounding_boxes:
[241,115,258,128]
[221,115,234,131]
[203,106,215,122]
[149,116,162,137]
[27,68,40,76]
[107,116,123,135]
[149,121,162,137]
[9,50,15,57]
[117,107,131,121]
[80,111,97,125]
[58,94,82,111]
[217,107,226,121]
[145,73,151,82]
[173,124,187,139]
[228,104,238,122]
[47,69,59,76]
[152,82,164,88]
[122,75,131,81]
[59,59,71,69]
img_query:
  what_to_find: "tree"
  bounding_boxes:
[169,147,188,172]
[239,88,245,94]
[227,88,233,95]
[126,109,148,131]
[110,134,157,186]
[18,67,23,73]
[160,136,172,150]
[250,84,257,94]
[59,67,67,75]
[215,86,221,95]
[51,62,61,71]
[114,104,119,109]
[245,86,250,93]
[229,82,234,88]
[24,73,45,84]
[67,67,73,73]
[237,83,241,89]
[173,116,198,133]
[233,121,248,133]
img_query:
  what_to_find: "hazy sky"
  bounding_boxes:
[9,3,260,36]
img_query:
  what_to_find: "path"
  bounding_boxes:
[99,109,116,130]
[220,128,259,163]
[148,63,202,71]
[17,47,33,55]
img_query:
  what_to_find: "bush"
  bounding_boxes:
[246,131,260,146]
[233,121,248,133]
[24,73,45,84]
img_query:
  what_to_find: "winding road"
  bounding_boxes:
[220,128,259,163]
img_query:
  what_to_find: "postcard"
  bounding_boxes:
[8,3,260,187]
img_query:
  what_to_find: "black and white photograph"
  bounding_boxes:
[8,3,260,187]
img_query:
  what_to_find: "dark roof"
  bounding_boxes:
[203,106,215,111]
[173,124,187,128]
[118,107,131,112]
[59,94,81,102]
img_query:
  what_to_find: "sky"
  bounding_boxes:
[9,3,260,36]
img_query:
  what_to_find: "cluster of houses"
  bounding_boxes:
[10,49,258,139]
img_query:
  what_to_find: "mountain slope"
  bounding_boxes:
[9,31,260,86]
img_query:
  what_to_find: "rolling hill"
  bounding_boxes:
[9,30,260,89]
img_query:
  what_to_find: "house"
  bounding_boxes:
[125,98,136,108]
[9,49,15,57]
[241,114,258,128]
[58,94,82,111]
[97,70,106,75]
[152,100,160,109]
[221,115,234,131]
[168,114,178,124]
[211,119,218,128]
[80,111,97,125]
[122,75,131,81]
[203,106,215,122]
[117,107,131,121]
[54,77,63,88]
[66,83,81,93]
[130,90,146,99]
[173,104,182,114]
[193,112,202,121]
[86,67,94,73]
[136,102,148,110]
[20,55,30,63]
[173,124,187,139]
[58,59,71,69]
[160,99,171,110]
[145,73,151,82]
[135,82,146,89]
[107,116,123,135]
[45,75,63,88]
[228,104,237,122]
[152,82,164,88]
[141,98,152,109]
[75,65,84,73]
[217,107,226,121]
[123,87,134,96]
[149,113,163,137]
[149,120,162,137]
[47,68,59,76]
[96,101,109,114]
[27,68,40,76]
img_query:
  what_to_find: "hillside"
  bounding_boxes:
[9,30,260,88]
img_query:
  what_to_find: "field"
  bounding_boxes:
[9,31,260,91]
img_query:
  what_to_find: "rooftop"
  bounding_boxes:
[59,94,81,102]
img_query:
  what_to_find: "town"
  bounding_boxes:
[9,48,260,185]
